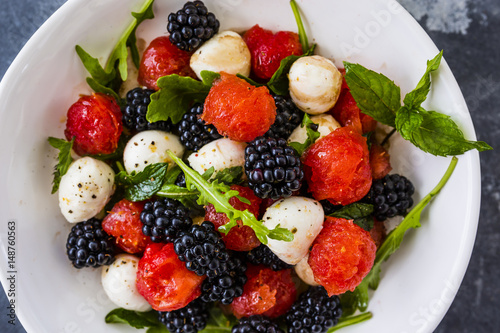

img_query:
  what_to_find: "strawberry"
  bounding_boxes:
[243,25,303,79]
[369,143,392,180]
[64,93,122,156]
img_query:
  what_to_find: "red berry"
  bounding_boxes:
[102,199,153,254]
[369,143,392,180]
[64,93,122,156]
[202,72,276,142]
[243,25,303,79]
[303,127,372,205]
[231,265,296,318]
[308,217,376,296]
[204,185,261,251]
[136,243,205,312]
[138,36,196,91]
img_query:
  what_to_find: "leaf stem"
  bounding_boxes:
[328,312,373,332]
[116,161,126,173]
[290,0,309,53]
[381,128,397,146]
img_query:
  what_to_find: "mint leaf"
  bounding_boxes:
[344,62,401,127]
[115,163,168,201]
[48,137,75,194]
[400,109,492,156]
[147,75,211,124]
[328,203,374,231]
[403,51,442,108]
[167,151,294,244]
[289,113,320,155]
[364,157,458,291]
[328,312,373,332]
[267,55,302,95]
[395,105,424,140]
[105,308,160,329]
[236,74,264,87]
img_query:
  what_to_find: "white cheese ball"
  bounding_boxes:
[123,130,184,174]
[288,55,343,115]
[295,254,320,286]
[101,254,151,312]
[288,114,341,145]
[187,138,246,175]
[262,197,324,265]
[190,31,251,79]
[58,157,115,223]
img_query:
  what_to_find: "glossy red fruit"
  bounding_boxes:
[202,72,276,142]
[329,75,377,134]
[369,143,392,180]
[308,217,376,296]
[370,219,387,248]
[138,36,196,90]
[303,127,372,205]
[102,199,152,254]
[243,24,303,79]
[136,243,205,311]
[205,185,261,251]
[231,265,296,318]
[64,93,122,156]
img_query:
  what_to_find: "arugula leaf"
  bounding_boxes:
[290,0,310,54]
[328,203,374,231]
[127,2,156,69]
[403,51,442,108]
[289,113,320,155]
[86,78,121,102]
[212,166,244,185]
[105,308,160,329]
[48,137,75,194]
[115,163,168,201]
[200,70,221,86]
[340,285,370,317]
[86,134,129,161]
[327,312,373,332]
[75,46,116,85]
[167,151,294,244]
[147,75,211,124]
[236,73,264,87]
[343,62,401,127]
[199,306,237,332]
[267,55,302,95]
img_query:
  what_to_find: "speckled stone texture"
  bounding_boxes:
[0,1,499,332]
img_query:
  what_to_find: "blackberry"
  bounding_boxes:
[158,299,209,333]
[178,103,222,151]
[175,171,187,188]
[123,88,172,132]
[140,198,193,243]
[365,174,415,221]
[167,1,220,52]
[232,315,284,333]
[245,136,304,199]
[285,287,342,333]
[174,221,230,277]
[246,244,292,271]
[66,218,114,269]
[201,256,247,304]
[265,95,304,140]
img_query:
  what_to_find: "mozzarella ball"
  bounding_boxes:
[288,56,343,115]
[295,254,320,286]
[288,114,341,145]
[123,130,184,174]
[187,138,246,176]
[59,157,115,223]
[101,254,151,312]
[190,31,251,79]
[262,197,324,265]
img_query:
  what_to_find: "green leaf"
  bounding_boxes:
[328,312,373,332]
[127,1,156,69]
[115,163,169,201]
[200,70,221,86]
[105,308,160,329]
[399,109,492,156]
[290,0,309,54]
[267,55,302,95]
[147,75,211,124]
[212,166,244,185]
[85,78,121,102]
[146,326,169,333]
[340,284,369,317]
[236,73,264,87]
[75,46,116,85]
[289,113,320,155]
[344,62,401,127]
[328,203,374,231]
[395,105,424,140]
[199,306,237,332]
[403,51,443,108]
[167,151,294,244]
[363,157,458,291]
[48,137,75,194]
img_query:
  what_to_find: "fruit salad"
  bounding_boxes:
[48,0,490,332]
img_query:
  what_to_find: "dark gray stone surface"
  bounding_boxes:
[0,0,498,332]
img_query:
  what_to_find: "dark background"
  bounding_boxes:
[1,0,498,332]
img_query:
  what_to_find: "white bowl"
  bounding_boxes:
[0,0,480,332]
